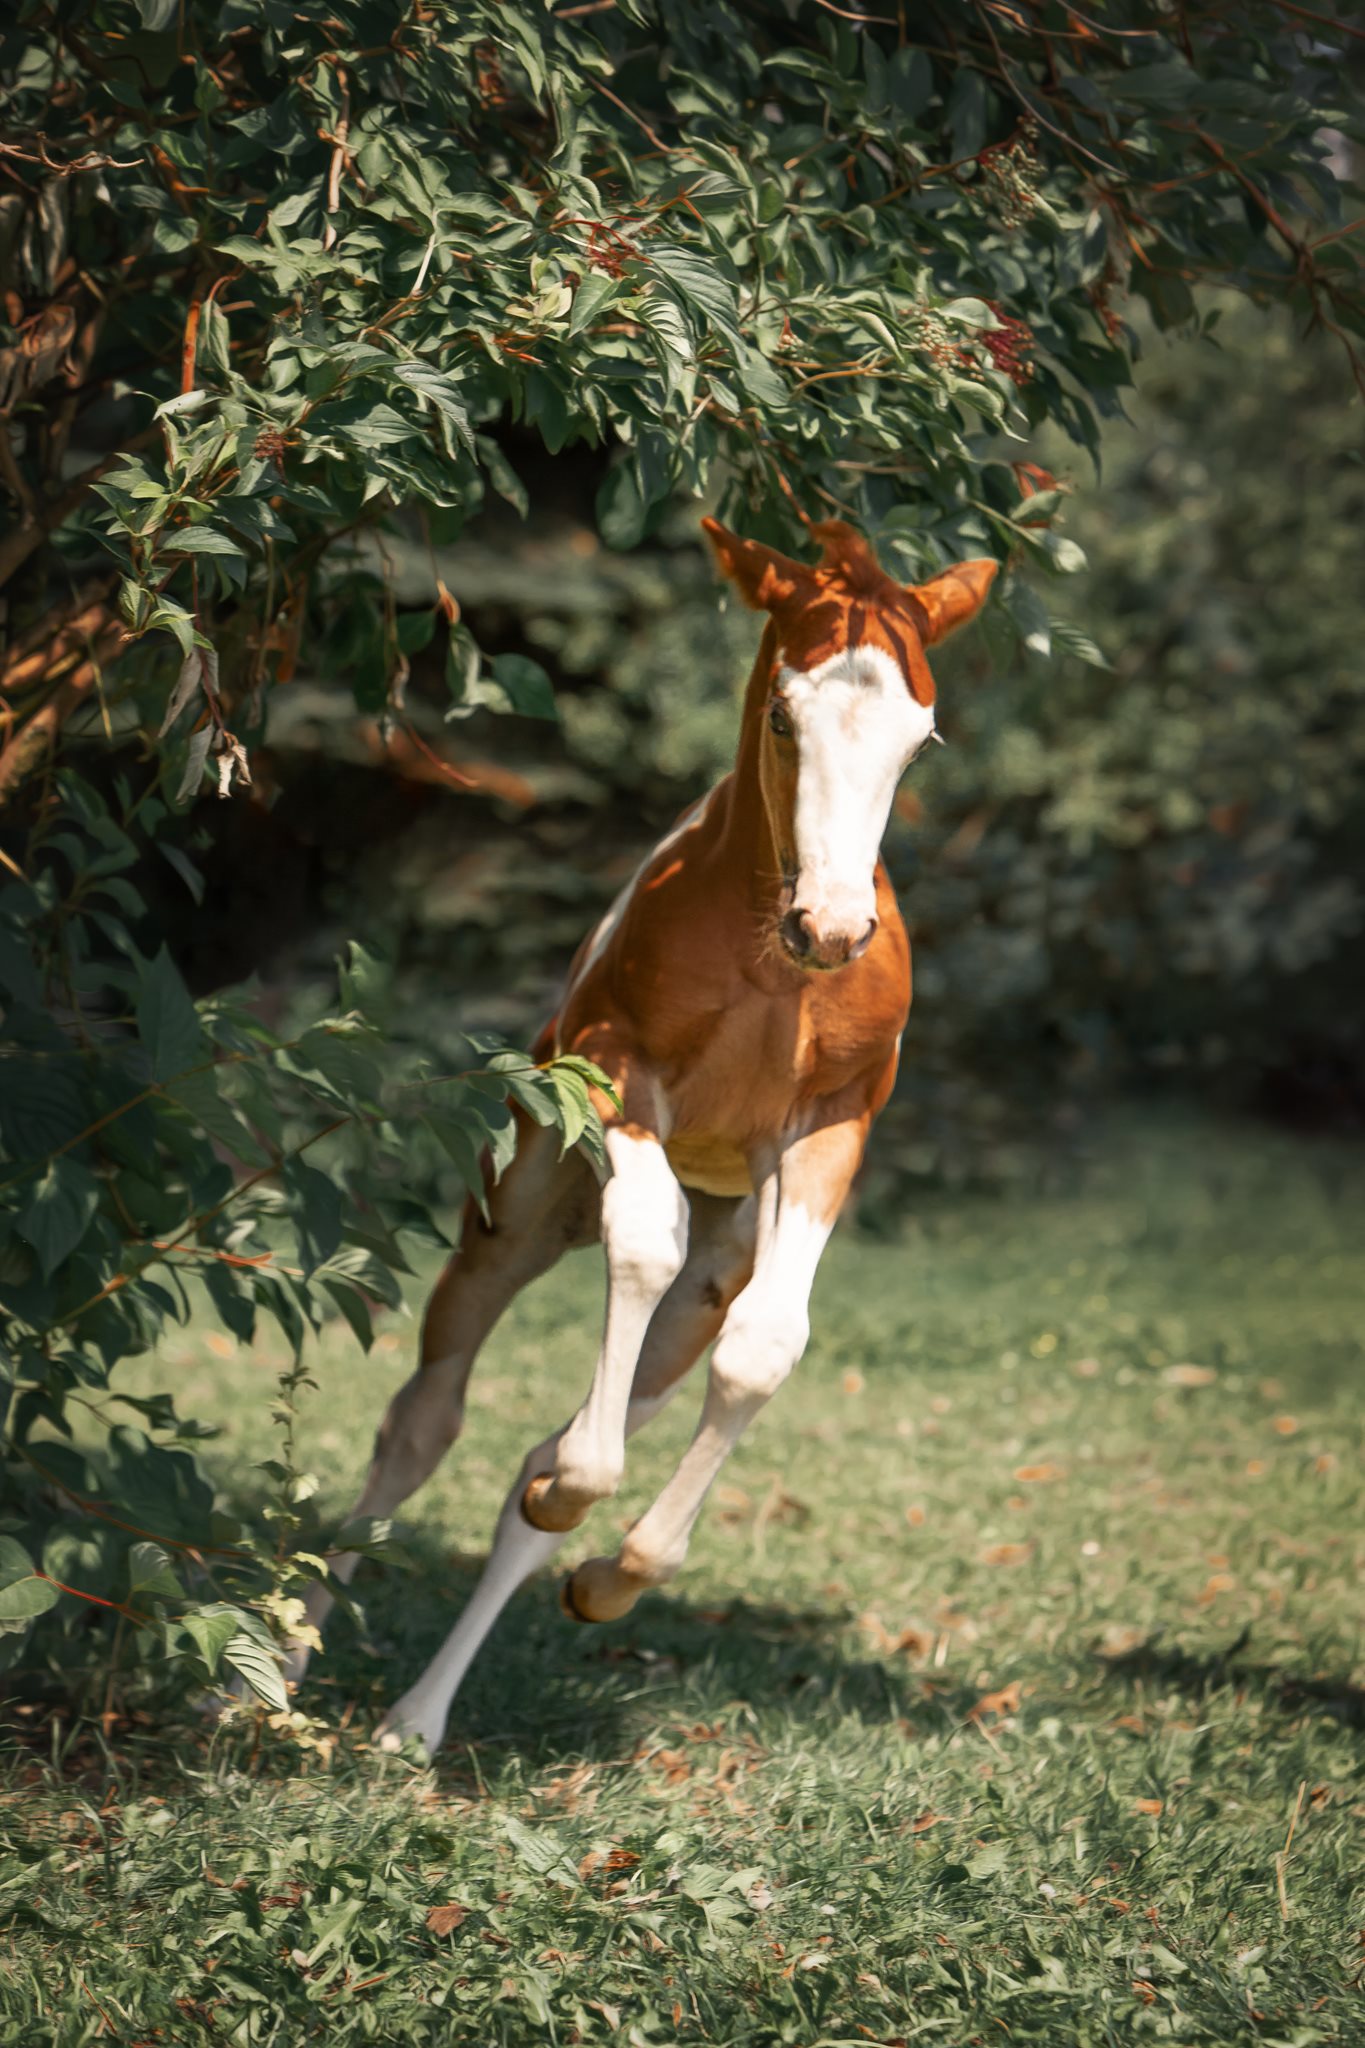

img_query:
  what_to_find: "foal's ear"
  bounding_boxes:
[908,558,999,644]
[701,517,813,612]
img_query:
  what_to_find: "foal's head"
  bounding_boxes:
[704,517,996,971]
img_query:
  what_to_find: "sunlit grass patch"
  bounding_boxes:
[4,1110,1363,2046]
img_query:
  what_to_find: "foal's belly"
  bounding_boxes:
[664,1132,753,1198]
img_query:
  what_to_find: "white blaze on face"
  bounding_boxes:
[777,643,936,939]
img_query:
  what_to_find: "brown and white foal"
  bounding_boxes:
[295,517,996,1753]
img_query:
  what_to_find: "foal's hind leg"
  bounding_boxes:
[287,1121,597,1680]
[374,1192,754,1754]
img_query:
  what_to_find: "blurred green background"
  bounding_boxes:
[148,301,1364,1203]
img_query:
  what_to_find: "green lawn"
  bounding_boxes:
[4,1109,1363,2046]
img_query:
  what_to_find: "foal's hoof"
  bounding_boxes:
[374,1701,439,1758]
[560,1557,643,1626]
[521,1474,586,1533]
[559,1571,597,1624]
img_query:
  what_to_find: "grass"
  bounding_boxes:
[3,1107,1363,2046]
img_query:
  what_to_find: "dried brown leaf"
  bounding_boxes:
[425,1902,467,1936]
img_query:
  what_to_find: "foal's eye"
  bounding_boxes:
[768,700,793,739]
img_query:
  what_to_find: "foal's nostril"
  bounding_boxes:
[780,908,815,960]
[848,917,878,962]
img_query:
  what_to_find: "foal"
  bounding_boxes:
[299,517,996,1753]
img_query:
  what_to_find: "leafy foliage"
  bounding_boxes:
[3,0,1363,772]
[0,767,611,1697]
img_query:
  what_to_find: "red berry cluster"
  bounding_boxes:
[978,303,1035,385]
[1087,261,1126,341]
[252,427,294,476]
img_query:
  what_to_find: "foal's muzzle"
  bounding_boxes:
[780,907,878,971]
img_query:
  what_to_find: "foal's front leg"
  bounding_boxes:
[563,1118,865,1624]
[520,1124,689,1532]
[375,1124,687,1753]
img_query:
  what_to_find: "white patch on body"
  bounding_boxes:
[776,644,934,940]
[560,787,715,1019]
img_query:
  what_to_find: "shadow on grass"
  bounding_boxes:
[299,1531,939,1774]
[1097,1625,1365,1730]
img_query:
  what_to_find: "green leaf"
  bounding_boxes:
[180,1601,243,1675]
[15,1161,100,1279]
[1004,582,1052,660]
[548,1067,589,1156]
[137,946,206,1082]
[175,724,214,806]
[0,1537,60,1634]
[504,1814,581,1887]
[127,1541,183,1601]
[306,1897,365,1965]
[283,1158,344,1276]
[568,271,625,336]
[1051,618,1111,670]
[489,653,557,720]
[596,461,648,551]
[320,1276,375,1352]
[222,1631,288,1711]
[646,245,742,349]
[166,1068,271,1167]
[338,940,392,1024]
[391,362,476,455]
[162,527,248,561]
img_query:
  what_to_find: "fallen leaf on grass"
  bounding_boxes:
[1272,1415,1300,1436]
[1132,1798,1164,1817]
[1164,1363,1217,1388]
[859,1613,933,1658]
[841,1369,865,1395]
[970,1680,1023,1721]
[578,1845,641,1882]
[425,1903,468,1936]
[640,1746,692,1784]
[1013,1463,1063,1483]
[980,1542,1034,1567]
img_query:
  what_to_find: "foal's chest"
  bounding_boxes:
[659,970,902,1197]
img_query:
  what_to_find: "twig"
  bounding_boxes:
[1264,0,1365,42]
[0,617,129,806]
[321,68,351,252]
[590,79,671,154]
[1276,1779,1307,1921]
[78,1978,121,2039]
[180,289,203,398]
[0,136,144,173]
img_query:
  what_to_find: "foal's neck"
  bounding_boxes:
[717,621,786,918]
